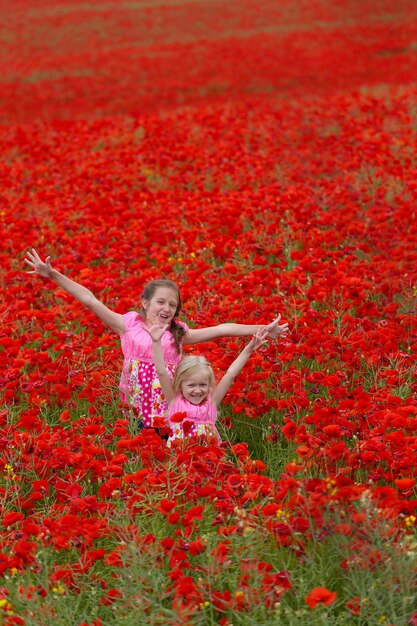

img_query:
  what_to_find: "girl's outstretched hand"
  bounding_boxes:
[265,314,289,339]
[248,327,269,351]
[25,248,53,278]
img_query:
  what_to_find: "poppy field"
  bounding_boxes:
[2,0,417,624]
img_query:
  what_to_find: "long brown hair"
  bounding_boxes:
[140,279,186,352]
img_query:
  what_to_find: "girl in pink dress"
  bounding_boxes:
[148,321,269,443]
[25,249,288,429]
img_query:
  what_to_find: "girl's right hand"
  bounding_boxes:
[25,248,53,278]
[146,321,169,342]
[249,327,269,351]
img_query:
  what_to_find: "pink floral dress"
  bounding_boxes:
[167,395,221,444]
[119,312,188,427]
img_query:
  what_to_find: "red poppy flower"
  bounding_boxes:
[345,596,361,616]
[181,420,194,436]
[409,612,417,626]
[2,512,24,527]
[99,587,123,605]
[158,499,177,515]
[282,419,298,439]
[305,586,337,609]
[170,412,187,423]
[152,417,169,429]
[394,478,416,490]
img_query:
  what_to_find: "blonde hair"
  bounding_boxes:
[173,356,215,395]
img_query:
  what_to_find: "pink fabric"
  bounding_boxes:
[168,395,221,442]
[119,312,188,427]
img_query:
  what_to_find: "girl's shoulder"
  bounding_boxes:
[176,319,189,332]
[123,311,145,331]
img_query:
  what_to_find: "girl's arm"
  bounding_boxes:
[148,323,175,405]
[25,248,125,335]
[183,315,288,345]
[212,328,269,406]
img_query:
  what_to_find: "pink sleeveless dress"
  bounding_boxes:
[119,312,188,427]
[167,395,221,443]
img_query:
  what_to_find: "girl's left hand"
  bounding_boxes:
[265,314,289,339]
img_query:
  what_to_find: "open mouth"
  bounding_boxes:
[189,394,205,403]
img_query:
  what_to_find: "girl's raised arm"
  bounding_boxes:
[212,328,269,406]
[183,315,288,345]
[147,323,175,405]
[24,248,125,335]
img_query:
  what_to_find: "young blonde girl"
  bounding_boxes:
[25,248,287,429]
[149,321,269,443]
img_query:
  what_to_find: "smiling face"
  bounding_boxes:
[142,286,179,327]
[181,371,211,405]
